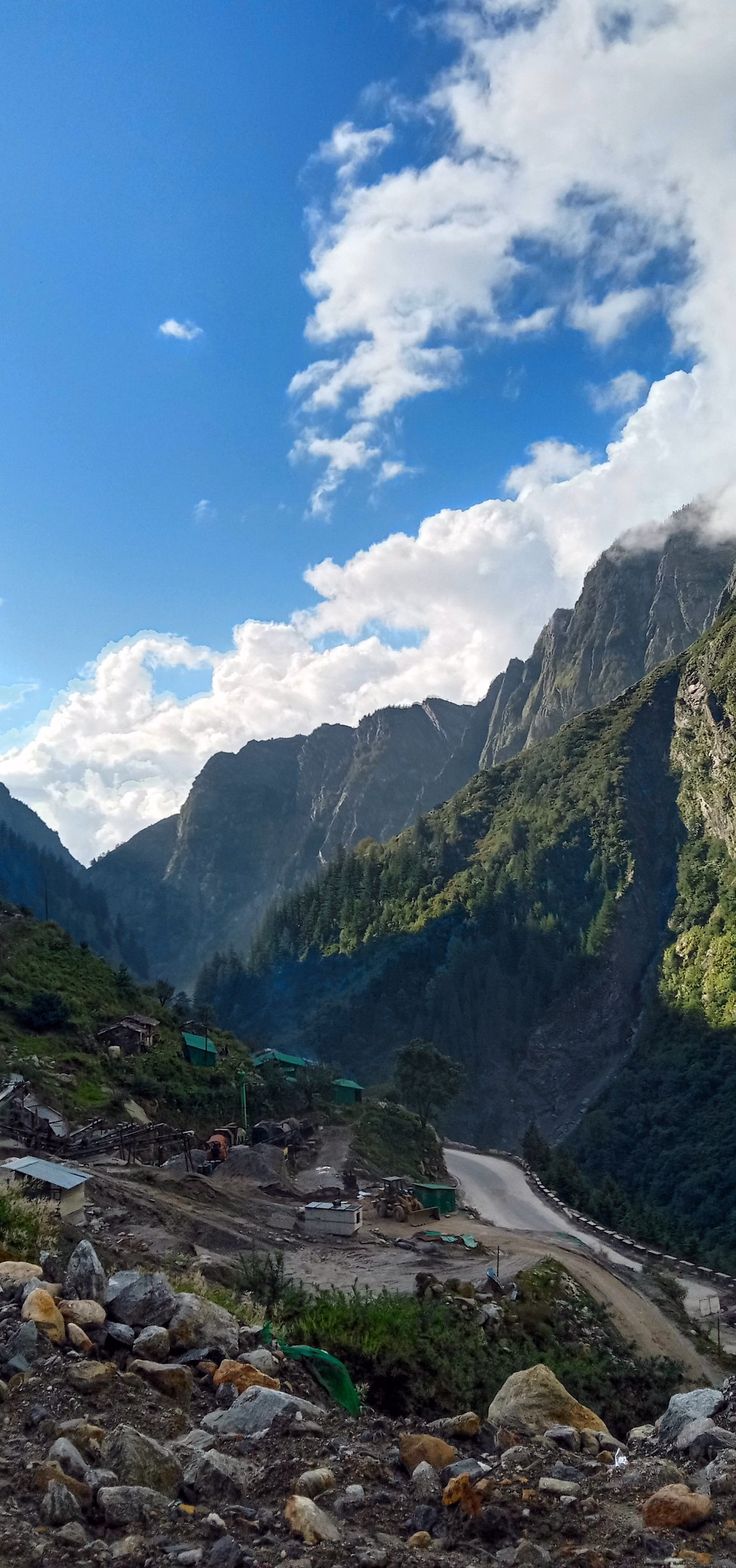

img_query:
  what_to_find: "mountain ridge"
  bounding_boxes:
[88,513,735,988]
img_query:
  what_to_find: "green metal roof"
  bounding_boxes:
[333,1078,363,1090]
[252,1049,311,1069]
[182,1031,217,1056]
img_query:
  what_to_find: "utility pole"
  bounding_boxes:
[237,1068,248,1135]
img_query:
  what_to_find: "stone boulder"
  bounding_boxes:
[167,1292,239,1358]
[240,1346,279,1377]
[41,1481,82,1526]
[641,1483,713,1529]
[657,1387,723,1444]
[67,1322,95,1354]
[284,1494,340,1544]
[63,1241,106,1303]
[182,1448,253,1504]
[21,1287,66,1344]
[101,1425,183,1495]
[488,1365,609,1436]
[201,1385,323,1436]
[59,1298,106,1328]
[48,1437,89,1481]
[0,1260,42,1285]
[105,1270,177,1328]
[212,1358,279,1394]
[127,1359,193,1405]
[132,1325,170,1361]
[67,1361,116,1393]
[97,1485,170,1527]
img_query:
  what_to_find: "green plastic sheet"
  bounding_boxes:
[263,1323,361,1415]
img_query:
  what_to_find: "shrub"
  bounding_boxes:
[19,989,72,1031]
[0,1190,59,1259]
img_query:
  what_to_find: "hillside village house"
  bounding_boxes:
[96,1013,158,1056]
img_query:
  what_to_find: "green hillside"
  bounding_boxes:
[199,600,736,1268]
[0,905,252,1132]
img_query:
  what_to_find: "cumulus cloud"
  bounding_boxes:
[588,370,649,413]
[2,0,736,859]
[192,498,217,524]
[158,318,204,341]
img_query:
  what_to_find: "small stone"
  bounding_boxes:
[64,1240,107,1302]
[407,1532,432,1549]
[0,1378,8,1402]
[59,1296,107,1327]
[67,1359,116,1392]
[239,1346,279,1377]
[544,1424,581,1451]
[427,1410,482,1438]
[85,1467,120,1493]
[642,1483,713,1529]
[67,1320,95,1353]
[344,1483,365,1507]
[33,1460,93,1506]
[441,1458,491,1482]
[412,1461,441,1501]
[21,1287,65,1344]
[127,1358,193,1404]
[538,1477,581,1497]
[41,1480,83,1526]
[356,1551,388,1568]
[628,1423,655,1442]
[132,1323,170,1359]
[55,1418,105,1453]
[400,1433,458,1471]
[284,1494,340,1544]
[56,1521,89,1547]
[705,1451,736,1495]
[295,1467,336,1498]
[212,1357,279,1394]
[48,1436,89,1480]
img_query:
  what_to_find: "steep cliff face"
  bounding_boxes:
[90,520,734,988]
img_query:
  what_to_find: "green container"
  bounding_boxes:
[411,1181,457,1216]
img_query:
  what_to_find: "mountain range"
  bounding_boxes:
[87,510,735,990]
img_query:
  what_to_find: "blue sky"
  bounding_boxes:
[0,0,732,857]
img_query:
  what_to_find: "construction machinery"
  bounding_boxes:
[372,1177,424,1222]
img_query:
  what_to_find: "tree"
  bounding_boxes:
[20,990,72,1031]
[155,978,175,1007]
[393,1039,464,1130]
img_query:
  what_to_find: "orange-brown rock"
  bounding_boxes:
[488,1365,609,1436]
[400,1433,458,1472]
[407,1532,432,1549]
[59,1298,106,1327]
[32,1462,92,1507]
[212,1358,279,1394]
[66,1321,94,1354]
[642,1484,713,1529]
[21,1288,65,1344]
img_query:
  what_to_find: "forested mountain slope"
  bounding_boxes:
[91,516,733,988]
[199,600,736,1263]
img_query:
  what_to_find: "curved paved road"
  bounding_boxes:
[445,1148,639,1272]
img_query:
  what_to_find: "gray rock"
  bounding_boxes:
[201,1385,323,1436]
[1,1320,39,1368]
[182,1448,253,1504]
[544,1425,581,1451]
[48,1436,89,1480]
[657,1386,723,1443]
[412,1461,441,1501]
[101,1425,183,1495]
[56,1521,88,1547]
[98,1485,171,1526]
[41,1481,82,1526]
[168,1293,239,1359]
[538,1476,580,1497]
[238,1347,279,1377]
[355,1552,388,1568]
[705,1451,736,1495]
[441,1458,491,1482]
[107,1322,136,1349]
[105,1270,177,1328]
[344,1483,365,1507]
[85,1467,120,1493]
[497,1547,552,1568]
[171,1429,217,1453]
[132,1324,171,1361]
[64,1240,107,1303]
[628,1423,655,1442]
[206,1540,246,1568]
[676,1416,736,1459]
[0,1378,8,1402]
[177,1345,215,1365]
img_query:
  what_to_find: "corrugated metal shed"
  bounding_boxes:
[182,1031,218,1066]
[1,1155,87,1190]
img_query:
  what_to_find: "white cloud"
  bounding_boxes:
[2,0,736,860]
[588,370,649,413]
[317,120,394,183]
[158,318,204,341]
[192,498,217,524]
[0,681,38,714]
[568,289,654,347]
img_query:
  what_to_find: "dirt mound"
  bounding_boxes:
[210,1143,293,1186]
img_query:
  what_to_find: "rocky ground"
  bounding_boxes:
[2,1240,736,1568]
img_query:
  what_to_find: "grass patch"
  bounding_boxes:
[0,1189,59,1261]
[351,1101,446,1179]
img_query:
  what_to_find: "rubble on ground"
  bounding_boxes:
[1,1235,736,1566]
